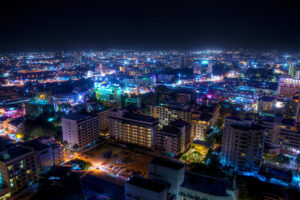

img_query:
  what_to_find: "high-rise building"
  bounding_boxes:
[222,117,265,172]
[288,61,294,76]
[277,76,300,97]
[62,114,100,151]
[97,108,114,135]
[125,176,168,200]
[156,119,191,156]
[191,104,220,141]
[108,109,159,150]
[295,93,300,123]
[148,157,185,199]
[150,103,191,128]
[191,113,213,141]
[22,140,52,173]
[94,84,122,108]
[260,115,300,155]
[74,51,81,65]
[0,145,39,197]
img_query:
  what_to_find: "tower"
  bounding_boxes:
[288,61,294,76]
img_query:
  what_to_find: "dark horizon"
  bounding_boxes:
[1,0,300,51]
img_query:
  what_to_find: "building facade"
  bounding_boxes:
[0,146,39,197]
[109,109,159,150]
[148,157,185,199]
[277,76,300,97]
[156,119,191,156]
[125,176,167,200]
[62,114,100,151]
[222,117,265,172]
[150,103,191,128]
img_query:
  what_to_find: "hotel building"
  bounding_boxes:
[62,114,100,151]
[108,109,159,150]
[222,117,265,172]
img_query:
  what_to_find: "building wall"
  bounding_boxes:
[0,152,39,195]
[179,187,237,200]
[125,183,167,200]
[222,118,265,172]
[109,110,158,150]
[62,116,100,150]
[150,105,191,127]
[62,118,79,148]
[148,164,184,198]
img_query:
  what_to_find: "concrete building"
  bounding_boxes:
[179,171,238,200]
[0,145,39,197]
[22,140,52,173]
[62,114,100,151]
[222,117,265,172]
[277,76,300,97]
[260,116,300,155]
[256,96,277,116]
[38,137,64,166]
[148,157,185,199]
[176,90,196,104]
[191,104,220,141]
[125,176,167,200]
[109,109,159,150]
[150,103,191,128]
[97,108,114,134]
[156,119,191,156]
[191,113,213,141]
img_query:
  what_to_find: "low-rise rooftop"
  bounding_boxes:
[181,171,233,197]
[127,176,166,193]
[0,145,33,162]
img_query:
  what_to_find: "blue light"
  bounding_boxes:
[201,60,209,65]
[48,118,54,122]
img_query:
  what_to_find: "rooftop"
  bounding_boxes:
[0,145,33,162]
[230,123,264,131]
[160,126,181,136]
[150,157,184,170]
[169,119,190,127]
[48,166,72,178]
[199,113,213,122]
[181,171,233,196]
[81,174,124,200]
[127,176,166,193]
[259,96,276,102]
[23,140,50,151]
[123,112,158,123]
[62,113,92,121]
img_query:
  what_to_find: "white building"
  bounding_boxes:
[148,157,185,199]
[222,116,265,172]
[62,114,100,151]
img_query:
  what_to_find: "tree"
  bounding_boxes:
[63,141,69,149]
[72,144,80,151]
[73,159,92,170]
[275,153,290,165]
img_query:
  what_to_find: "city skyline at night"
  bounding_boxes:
[1,1,300,200]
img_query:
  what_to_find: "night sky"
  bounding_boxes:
[1,0,300,51]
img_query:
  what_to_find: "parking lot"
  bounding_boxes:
[79,142,155,180]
